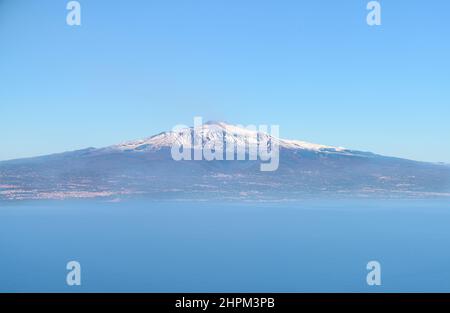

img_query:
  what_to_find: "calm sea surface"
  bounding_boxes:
[1,199,449,292]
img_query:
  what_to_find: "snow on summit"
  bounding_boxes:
[110,121,347,154]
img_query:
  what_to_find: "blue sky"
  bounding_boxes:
[1,0,449,162]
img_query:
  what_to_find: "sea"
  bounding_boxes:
[1,199,449,292]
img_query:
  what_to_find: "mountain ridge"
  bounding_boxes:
[106,121,349,154]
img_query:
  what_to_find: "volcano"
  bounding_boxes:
[1,121,449,201]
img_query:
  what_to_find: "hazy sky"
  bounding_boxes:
[1,0,449,162]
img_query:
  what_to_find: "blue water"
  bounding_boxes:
[1,199,449,292]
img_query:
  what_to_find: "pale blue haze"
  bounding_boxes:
[1,1,450,293]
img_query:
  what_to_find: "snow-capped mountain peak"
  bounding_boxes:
[109,121,347,154]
